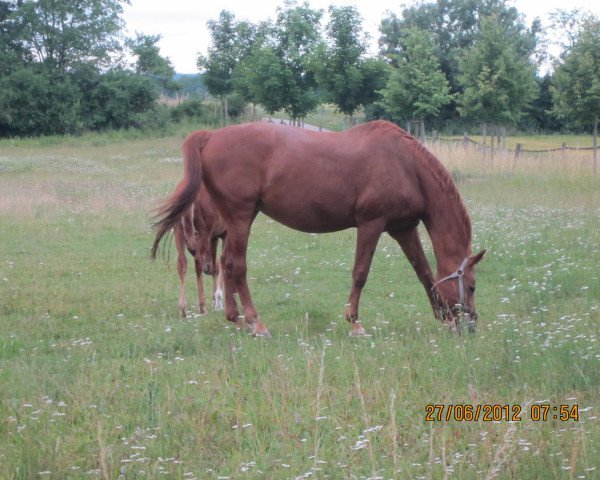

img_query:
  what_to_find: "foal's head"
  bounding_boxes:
[196,231,216,276]
[431,250,486,333]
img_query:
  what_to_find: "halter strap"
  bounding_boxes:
[431,256,470,307]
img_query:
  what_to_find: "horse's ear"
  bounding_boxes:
[469,249,486,267]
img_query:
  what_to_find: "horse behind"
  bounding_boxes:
[152,121,485,336]
[172,182,226,317]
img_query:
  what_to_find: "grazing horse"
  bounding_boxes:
[152,121,485,337]
[172,182,226,317]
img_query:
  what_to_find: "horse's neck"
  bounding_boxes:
[422,191,471,275]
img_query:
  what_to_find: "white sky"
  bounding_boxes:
[122,0,600,73]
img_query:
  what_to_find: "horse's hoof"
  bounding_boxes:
[349,324,369,337]
[253,329,272,338]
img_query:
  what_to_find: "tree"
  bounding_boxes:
[313,6,387,120]
[242,1,323,122]
[377,27,452,141]
[0,1,30,75]
[0,0,164,136]
[16,0,127,72]
[522,74,564,132]
[126,33,178,96]
[197,10,256,123]
[457,14,538,153]
[552,16,600,174]
[379,0,540,126]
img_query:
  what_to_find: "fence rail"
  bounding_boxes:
[435,135,596,154]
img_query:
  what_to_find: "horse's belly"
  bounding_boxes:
[260,199,355,234]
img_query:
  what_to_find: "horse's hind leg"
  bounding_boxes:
[174,223,188,318]
[346,220,385,336]
[223,218,270,337]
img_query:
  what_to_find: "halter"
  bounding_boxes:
[431,257,476,331]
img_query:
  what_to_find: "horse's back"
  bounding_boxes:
[200,121,425,232]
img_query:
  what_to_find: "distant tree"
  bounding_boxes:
[457,14,538,153]
[176,74,208,99]
[197,10,256,123]
[126,33,179,95]
[521,74,564,132]
[16,0,127,72]
[243,1,323,122]
[548,9,588,51]
[0,1,29,75]
[379,0,540,126]
[313,6,387,120]
[552,16,600,174]
[377,27,452,141]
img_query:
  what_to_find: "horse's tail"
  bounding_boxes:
[151,130,211,259]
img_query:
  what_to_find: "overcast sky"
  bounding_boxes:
[122,0,600,73]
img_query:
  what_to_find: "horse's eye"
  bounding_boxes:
[469,286,476,293]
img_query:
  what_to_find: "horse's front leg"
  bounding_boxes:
[223,219,270,337]
[211,236,224,311]
[389,227,438,318]
[345,220,385,337]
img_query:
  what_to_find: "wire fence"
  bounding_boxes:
[434,134,597,155]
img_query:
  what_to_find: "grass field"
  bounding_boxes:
[1,126,599,479]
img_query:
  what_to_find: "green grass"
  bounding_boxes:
[1,130,599,479]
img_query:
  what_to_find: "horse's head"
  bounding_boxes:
[431,250,486,333]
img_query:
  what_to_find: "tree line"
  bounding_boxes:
[1,0,599,140]
[0,0,189,136]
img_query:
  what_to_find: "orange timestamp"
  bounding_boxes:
[425,404,579,422]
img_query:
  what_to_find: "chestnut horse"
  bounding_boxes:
[152,121,485,337]
[172,182,226,317]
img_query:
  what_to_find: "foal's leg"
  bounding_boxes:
[174,223,188,318]
[214,258,225,311]
[345,220,385,336]
[388,228,438,317]
[194,255,208,315]
[223,219,270,337]
[212,237,224,311]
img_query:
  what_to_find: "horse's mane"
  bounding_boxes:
[413,138,472,247]
[359,121,472,247]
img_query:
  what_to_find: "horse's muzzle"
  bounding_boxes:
[202,262,213,276]
[443,305,477,334]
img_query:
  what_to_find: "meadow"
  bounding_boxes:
[1,125,599,479]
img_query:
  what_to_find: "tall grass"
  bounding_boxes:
[1,130,599,479]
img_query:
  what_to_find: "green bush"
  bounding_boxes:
[0,67,82,136]
[170,99,205,123]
